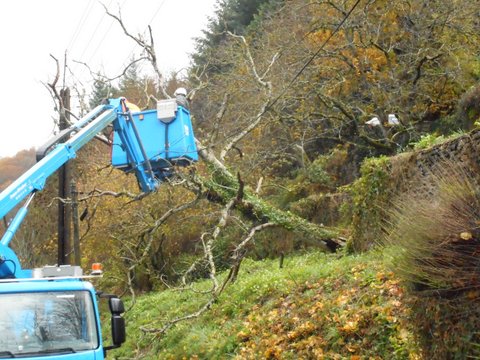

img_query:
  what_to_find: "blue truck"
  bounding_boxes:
[0,96,197,359]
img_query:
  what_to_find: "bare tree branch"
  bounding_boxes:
[102,4,170,99]
[219,33,276,161]
[232,222,276,261]
[187,65,209,102]
[74,57,148,82]
[79,188,146,202]
[140,219,276,336]
[210,93,230,145]
[48,54,64,112]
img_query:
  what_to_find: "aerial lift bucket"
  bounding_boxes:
[110,98,198,180]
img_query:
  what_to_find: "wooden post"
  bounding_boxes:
[58,87,72,265]
[71,181,81,266]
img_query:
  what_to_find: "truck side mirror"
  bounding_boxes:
[109,297,125,314]
[111,315,126,346]
[104,297,126,351]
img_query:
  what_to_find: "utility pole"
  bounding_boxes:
[71,180,81,266]
[58,87,72,265]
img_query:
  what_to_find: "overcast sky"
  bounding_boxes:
[0,0,217,158]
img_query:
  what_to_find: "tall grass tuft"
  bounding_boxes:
[384,161,480,357]
[385,162,480,295]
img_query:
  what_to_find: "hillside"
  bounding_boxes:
[0,148,35,191]
[113,251,418,359]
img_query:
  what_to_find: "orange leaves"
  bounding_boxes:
[306,29,336,48]
[235,259,416,359]
[263,346,283,359]
[308,301,325,317]
[363,47,388,71]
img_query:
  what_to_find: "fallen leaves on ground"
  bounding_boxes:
[235,262,419,359]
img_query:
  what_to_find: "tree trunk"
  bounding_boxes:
[195,140,342,250]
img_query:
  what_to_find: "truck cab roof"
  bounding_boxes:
[0,278,95,294]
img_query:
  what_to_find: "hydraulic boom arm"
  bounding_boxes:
[0,98,159,220]
[0,98,178,278]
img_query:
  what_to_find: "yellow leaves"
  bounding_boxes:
[335,294,349,306]
[308,301,324,316]
[263,346,282,359]
[364,47,388,70]
[267,309,279,321]
[312,348,324,357]
[376,271,388,282]
[287,321,316,340]
[398,328,410,343]
[306,29,333,45]
[391,299,402,308]
[340,320,359,334]
[387,282,402,297]
[460,232,473,241]
[235,260,413,359]
[351,264,367,273]
[237,330,250,342]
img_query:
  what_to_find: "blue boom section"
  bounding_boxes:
[0,98,166,221]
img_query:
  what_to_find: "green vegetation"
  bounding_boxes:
[114,251,418,359]
[411,133,448,150]
[410,131,465,150]
[346,156,392,252]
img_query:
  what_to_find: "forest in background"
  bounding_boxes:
[2,0,480,357]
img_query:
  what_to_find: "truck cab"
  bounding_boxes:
[0,266,125,359]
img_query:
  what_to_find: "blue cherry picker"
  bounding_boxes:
[0,94,197,359]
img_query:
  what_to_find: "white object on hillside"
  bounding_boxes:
[366,117,381,127]
[388,114,400,125]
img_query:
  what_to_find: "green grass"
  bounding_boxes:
[111,250,418,359]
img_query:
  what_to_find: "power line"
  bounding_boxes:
[116,0,168,76]
[75,0,164,83]
[67,0,95,52]
[147,0,167,27]
[85,0,129,70]
[74,0,115,77]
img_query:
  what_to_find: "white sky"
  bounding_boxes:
[0,0,217,158]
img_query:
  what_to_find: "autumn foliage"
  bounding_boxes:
[235,265,413,359]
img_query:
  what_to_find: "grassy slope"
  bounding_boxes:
[113,251,420,359]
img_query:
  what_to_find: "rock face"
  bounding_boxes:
[393,129,480,194]
[348,129,480,252]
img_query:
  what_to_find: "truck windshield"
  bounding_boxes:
[0,290,98,356]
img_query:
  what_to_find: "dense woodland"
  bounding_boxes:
[2,0,480,358]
